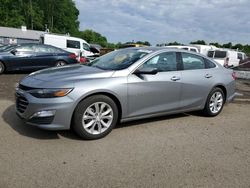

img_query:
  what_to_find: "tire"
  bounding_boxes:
[202,87,225,117]
[72,95,118,140]
[55,60,66,67]
[0,61,5,74]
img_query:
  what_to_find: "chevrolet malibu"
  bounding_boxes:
[16,48,236,139]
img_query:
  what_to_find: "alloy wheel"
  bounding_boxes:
[82,102,114,135]
[56,61,66,66]
[209,91,223,114]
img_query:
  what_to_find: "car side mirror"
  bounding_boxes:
[11,49,17,55]
[134,67,158,75]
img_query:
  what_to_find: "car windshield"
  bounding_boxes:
[0,45,17,52]
[87,48,150,70]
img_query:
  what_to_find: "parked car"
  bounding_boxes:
[16,47,236,139]
[40,33,94,59]
[207,49,246,67]
[164,45,199,53]
[0,43,78,74]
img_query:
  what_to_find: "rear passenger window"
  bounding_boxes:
[67,40,80,49]
[182,52,205,70]
[190,48,197,52]
[16,44,34,52]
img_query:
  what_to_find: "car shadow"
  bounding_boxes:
[116,113,189,129]
[2,104,205,140]
[2,104,81,140]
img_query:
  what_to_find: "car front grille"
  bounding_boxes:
[16,92,29,113]
[28,116,54,125]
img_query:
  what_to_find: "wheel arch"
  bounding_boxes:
[55,59,68,65]
[71,91,123,128]
[214,84,227,100]
[0,60,7,72]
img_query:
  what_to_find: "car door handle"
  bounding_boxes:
[205,74,213,78]
[171,76,180,81]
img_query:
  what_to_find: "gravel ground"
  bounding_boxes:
[0,73,250,188]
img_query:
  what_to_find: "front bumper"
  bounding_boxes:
[15,88,75,130]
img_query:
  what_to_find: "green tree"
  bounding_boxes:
[0,0,79,34]
[0,0,25,27]
[209,42,221,48]
[77,29,108,47]
[190,40,206,45]
[167,41,182,46]
[222,42,232,49]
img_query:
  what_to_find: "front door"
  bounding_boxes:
[127,52,182,117]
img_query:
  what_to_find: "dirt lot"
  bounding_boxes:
[0,73,250,188]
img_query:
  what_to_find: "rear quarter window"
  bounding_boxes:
[182,52,205,70]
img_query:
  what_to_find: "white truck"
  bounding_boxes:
[207,49,246,67]
[191,44,218,56]
[163,45,199,53]
[40,33,94,58]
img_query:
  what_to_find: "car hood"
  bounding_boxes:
[20,64,115,88]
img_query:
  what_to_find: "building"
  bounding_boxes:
[0,26,44,45]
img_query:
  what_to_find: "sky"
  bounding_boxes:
[74,0,250,45]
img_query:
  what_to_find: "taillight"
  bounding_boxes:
[69,53,77,59]
[232,72,236,80]
[80,56,88,63]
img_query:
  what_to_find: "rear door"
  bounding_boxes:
[179,52,216,109]
[127,52,182,117]
[8,44,34,70]
[30,45,60,68]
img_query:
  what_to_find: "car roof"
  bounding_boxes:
[120,47,200,54]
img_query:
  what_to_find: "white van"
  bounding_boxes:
[207,49,246,67]
[191,44,218,56]
[163,45,199,53]
[40,33,94,58]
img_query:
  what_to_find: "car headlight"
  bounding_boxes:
[28,88,73,98]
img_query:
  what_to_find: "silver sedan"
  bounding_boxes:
[16,47,236,139]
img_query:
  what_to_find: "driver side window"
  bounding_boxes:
[142,52,177,72]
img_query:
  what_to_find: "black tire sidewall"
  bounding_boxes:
[0,61,5,74]
[204,87,225,117]
[73,95,118,140]
[55,61,66,66]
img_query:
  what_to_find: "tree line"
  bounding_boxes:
[0,0,79,34]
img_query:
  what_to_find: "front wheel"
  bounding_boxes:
[72,95,118,139]
[0,61,5,74]
[202,87,225,116]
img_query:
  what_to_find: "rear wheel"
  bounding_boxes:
[72,95,118,140]
[0,61,5,74]
[55,61,66,66]
[202,87,225,116]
